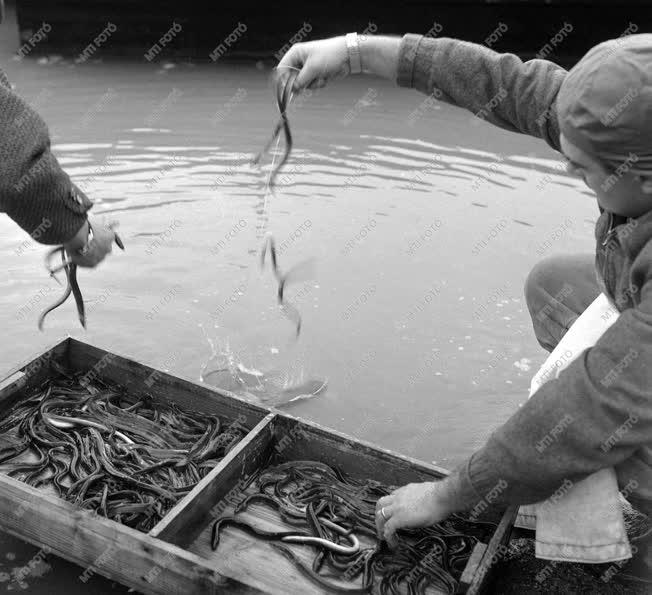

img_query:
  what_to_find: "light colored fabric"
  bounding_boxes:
[515,293,632,562]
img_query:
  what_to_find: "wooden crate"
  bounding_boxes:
[0,338,517,594]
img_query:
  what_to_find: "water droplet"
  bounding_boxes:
[513,358,532,372]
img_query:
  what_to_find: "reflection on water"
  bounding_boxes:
[0,56,598,472]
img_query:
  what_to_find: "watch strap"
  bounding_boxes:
[345,32,362,75]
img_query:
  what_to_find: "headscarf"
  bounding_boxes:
[557,33,652,175]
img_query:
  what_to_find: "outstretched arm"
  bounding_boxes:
[373,34,565,152]
[0,69,92,244]
[280,34,566,152]
[0,69,118,266]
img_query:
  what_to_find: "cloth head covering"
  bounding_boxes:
[557,34,652,175]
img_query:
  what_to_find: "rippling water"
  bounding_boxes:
[0,41,604,591]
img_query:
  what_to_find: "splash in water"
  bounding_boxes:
[198,324,327,408]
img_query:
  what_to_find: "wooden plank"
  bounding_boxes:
[0,472,265,594]
[0,337,70,409]
[66,338,269,427]
[0,337,69,388]
[458,543,488,592]
[0,371,25,399]
[270,413,451,485]
[465,505,519,594]
[151,412,277,547]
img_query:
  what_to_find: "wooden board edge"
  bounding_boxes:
[149,412,277,541]
[0,336,70,384]
[464,504,519,595]
[66,337,270,418]
[458,542,488,591]
[273,413,451,479]
[0,471,270,594]
[0,371,26,399]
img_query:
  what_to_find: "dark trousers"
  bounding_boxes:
[524,253,600,353]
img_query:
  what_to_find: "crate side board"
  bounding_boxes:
[0,337,70,410]
[464,504,519,594]
[150,412,277,547]
[0,472,266,594]
[271,413,451,484]
[458,542,488,591]
[0,371,26,403]
[66,338,269,426]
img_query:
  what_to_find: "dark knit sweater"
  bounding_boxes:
[0,67,91,244]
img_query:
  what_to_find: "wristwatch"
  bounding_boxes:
[345,32,362,75]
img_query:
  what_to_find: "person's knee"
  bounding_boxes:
[524,256,567,317]
[524,256,579,352]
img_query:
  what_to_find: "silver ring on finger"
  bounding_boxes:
[380,507,388,521]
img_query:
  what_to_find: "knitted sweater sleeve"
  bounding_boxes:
[0,68,92,245]
[396,34,566,153]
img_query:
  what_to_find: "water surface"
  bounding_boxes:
[0,50,597,591]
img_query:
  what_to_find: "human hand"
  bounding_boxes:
[63,218,123,268]
[375,480,457,548]
[277,36,350,92]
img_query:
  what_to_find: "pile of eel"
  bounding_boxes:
[0,362,248,532]
[211,460,497,594]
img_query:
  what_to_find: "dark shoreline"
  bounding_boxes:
[11,0,652,69]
